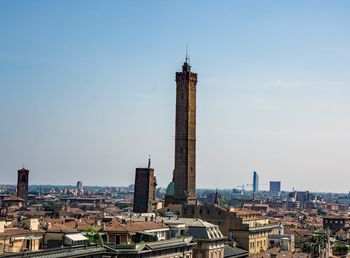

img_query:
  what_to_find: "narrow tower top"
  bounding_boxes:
[18,167,29,172]
[182,59,191,72]
[182,44,191,72]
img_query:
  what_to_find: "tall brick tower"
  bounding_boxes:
[173,58,198,204]
[133,159,157,213]
[17,167,29,206]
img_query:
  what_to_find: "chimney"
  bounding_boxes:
[27,218,39,231]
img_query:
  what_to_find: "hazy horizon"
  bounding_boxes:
[1,1,350,192]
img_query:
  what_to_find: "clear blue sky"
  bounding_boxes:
[1,1,350,192]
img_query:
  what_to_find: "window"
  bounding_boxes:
[21,174,26,183]
[26,239,30,250]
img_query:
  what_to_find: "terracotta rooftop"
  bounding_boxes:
[2,196,25,202]
[0,228,44,237]
[229,208,261,216]
[105,220,168,233]
[47,224,79,233]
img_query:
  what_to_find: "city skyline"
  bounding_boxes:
[1,1,350,192]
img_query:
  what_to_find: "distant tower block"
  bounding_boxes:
[77,181,83,191]
[253,171,259,193]
[133,159,157,213]
[269,181,281,193]
[173,58,198,205]
[17,167,29,206]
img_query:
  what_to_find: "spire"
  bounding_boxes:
[148,155,151,169]
[182,44,191,72]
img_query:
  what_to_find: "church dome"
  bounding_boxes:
[165,181,175,196]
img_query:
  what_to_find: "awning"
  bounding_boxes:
[25,235,42,240]
[65,234,88,241]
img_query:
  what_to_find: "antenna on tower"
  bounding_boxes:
[185,43,188,63]
[148,154,151,168]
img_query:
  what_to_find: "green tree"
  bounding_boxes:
[332,243,348,256]
[85,226,104,246]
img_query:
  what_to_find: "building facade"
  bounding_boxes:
[164,218,226,258]
[0,218,43,254]
[269,181,281,193]
[162,205,279,255]
[323,216,350,233]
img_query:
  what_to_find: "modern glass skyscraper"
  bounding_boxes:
[253,171,259,193]
[269,181,281,193]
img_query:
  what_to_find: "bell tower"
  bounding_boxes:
[173,58,197,204]
[17,167,29,206]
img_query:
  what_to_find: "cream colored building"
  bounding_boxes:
[162,204,279,255]
[0,218,43,254]
[164,218,226,258]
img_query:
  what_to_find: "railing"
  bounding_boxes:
[248,223,279,232]
[0,244,106,258]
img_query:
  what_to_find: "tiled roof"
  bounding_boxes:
[0,228,44,237]
[105,220,167,233]
[3,196,25,202]
[47,224,79,233]
[224,245,249,258]
[233,208,261,216]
